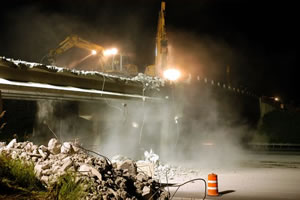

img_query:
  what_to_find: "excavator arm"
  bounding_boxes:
[43,35,138,76]
[44,35,105,64]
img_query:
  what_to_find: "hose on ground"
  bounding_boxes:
[165,178,207,200]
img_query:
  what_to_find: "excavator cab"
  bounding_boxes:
[102,54,138,76]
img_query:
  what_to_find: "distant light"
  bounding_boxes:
[174,116,179,124]
[91,50,97,55]
[274,97,280,102]
[202,142,214,146]
[163,68,181,81]
[104,48,118,56]
[132,122,139,128]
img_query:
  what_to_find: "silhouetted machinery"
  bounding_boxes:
[42,34,139,76]
[42,1,170,78]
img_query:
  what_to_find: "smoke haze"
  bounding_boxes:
[3,1,258,169]
[168,30,239,83]
[33,80,254,170]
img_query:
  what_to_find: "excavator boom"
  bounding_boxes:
[45,35,105,64]
[43,35,138,76]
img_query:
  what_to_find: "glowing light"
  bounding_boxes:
[163,68,181,81]
[274,97,280,102]
[202,142,214,146]
[104,48,118,56]
[91,50,97,55]
[174,116,179,124]
[132,122,139,128]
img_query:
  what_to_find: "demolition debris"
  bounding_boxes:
[0,138,169,200]
[0,56,165,91]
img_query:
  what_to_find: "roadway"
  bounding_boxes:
[166,150,300,200]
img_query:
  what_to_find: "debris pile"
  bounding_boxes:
[136,149,200,183]
[0,138,169,200]
[130,73,165,91]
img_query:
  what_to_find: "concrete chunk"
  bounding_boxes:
[142,186,151,197]
[118,159,137,176]
[34,164,43,178]
[24,142,33,152]
[38,149,48,159]
[60,157,73,172]
[6,139,17,149]
[48,138,61,154]
[78,164,102,181]
[61,142,74,154]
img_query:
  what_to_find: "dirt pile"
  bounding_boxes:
[0,138,169,200]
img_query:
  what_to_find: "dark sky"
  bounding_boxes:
[0,0,298,104]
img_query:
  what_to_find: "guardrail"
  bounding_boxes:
[247,143,300,151]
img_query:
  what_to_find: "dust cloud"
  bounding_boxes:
[33,98,167,160]
[31,29,256,170]
[163,30,255,168]
[14,2,257,169]
[170,86,250,169]
[33,80,254,170]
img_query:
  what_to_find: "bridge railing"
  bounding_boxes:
[247,142,300,151]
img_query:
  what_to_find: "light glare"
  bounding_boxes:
[104,48,118,56]
[163,69,181,81]
[132,122,139,128]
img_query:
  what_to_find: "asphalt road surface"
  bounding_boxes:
[167,151,300,200]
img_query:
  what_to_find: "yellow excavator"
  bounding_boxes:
[43,34,138,76]
[43,1,168,78]
[43,35,104,65]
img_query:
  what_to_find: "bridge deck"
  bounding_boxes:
[0,57,167,102]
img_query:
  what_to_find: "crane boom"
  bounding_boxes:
[155,1,168,76]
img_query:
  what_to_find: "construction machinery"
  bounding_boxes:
[42,1,172,79]
[145,1,168,77]
[42,34,138,76]
[43,34,105,66]
[145,1,182,82]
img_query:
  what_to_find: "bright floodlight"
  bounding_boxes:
[163,69,181,81]
[132,122,139,128]
[91,50,97,55]
[111,48,118,55]
[103,48,118,56]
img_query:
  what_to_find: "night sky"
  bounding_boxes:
[0,0,298,105]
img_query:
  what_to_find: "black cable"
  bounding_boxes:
[165,178,207,200]
[77,144,112,166]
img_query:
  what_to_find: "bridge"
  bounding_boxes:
[0,56,286,158]
[0,56,166,102]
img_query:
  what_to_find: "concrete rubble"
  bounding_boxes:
[136,149,200,183]
[0,138,169,200]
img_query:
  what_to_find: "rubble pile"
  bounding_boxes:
[136,150,200,183]
[0,138,169,200]
[130,73,165,91]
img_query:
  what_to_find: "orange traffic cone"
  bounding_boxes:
[207,173,219,196]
